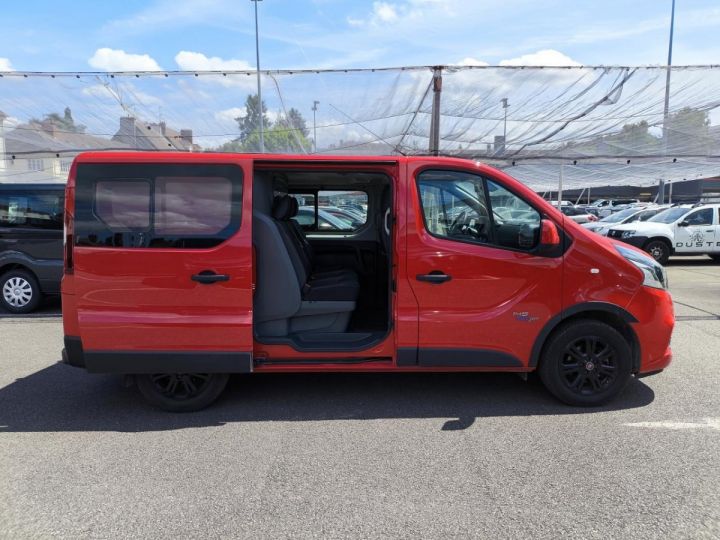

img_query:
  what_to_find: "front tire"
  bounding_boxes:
[644,240,670,265]
[136,373,230,412]
[539,320,633,406]
[0,270,42,314]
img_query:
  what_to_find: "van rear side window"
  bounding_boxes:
[76,163,242,249]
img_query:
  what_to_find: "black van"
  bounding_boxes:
[0,183,64,313]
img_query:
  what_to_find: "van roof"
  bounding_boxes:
[72,151,483,167]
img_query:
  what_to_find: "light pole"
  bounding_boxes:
[659,0,676,204]
[312,100,319,153]
[501,98,509,153]
[251,0,264,152]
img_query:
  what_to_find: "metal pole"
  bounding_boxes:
[660,0,676,195]
[557,163,564,207]
[501,98,509,153]
[428,67,442,156]
[312,100,319,153]
[252,0,265,152]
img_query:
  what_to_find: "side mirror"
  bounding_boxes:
[678,220,689,227]
[540,219,561,246]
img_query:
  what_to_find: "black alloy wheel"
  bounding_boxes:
[539,320,632,406]
[644,240,670,265]
[136,372,230,412]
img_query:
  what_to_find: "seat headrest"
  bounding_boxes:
[289,196,299,217]
[272,195,294,221]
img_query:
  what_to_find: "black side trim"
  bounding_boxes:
[83,351,253,374]
[417,348,522,368]
[255,357,390,366]
[397,347,418,366]
[62,336,85,368]
[529,301,639,368]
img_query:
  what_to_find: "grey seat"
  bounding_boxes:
[286,197,359,283]
[253,178,357,337]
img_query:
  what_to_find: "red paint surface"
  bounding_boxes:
[63,152,674,374]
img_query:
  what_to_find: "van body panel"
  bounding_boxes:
[402,158,563,368]
[68,156,254,363]
[62,152,674,390]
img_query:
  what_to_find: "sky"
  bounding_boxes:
[0,0,719,73]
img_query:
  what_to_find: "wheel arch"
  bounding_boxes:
[0,263,39,280]
[530,302,640,373]
[643,236,674,254]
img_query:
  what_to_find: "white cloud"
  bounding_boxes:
[174,51,253,72]
[347,17,365,27]
[88,48,162,71]
[499,49,581,67]
[456,57,489,67]
[214,107,247,124]
[373,2,399,23]
[0,57,13,71]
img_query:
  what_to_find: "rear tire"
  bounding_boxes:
[136,373,230,412]
[0,269,42,314]
[644,240,670,265]
[539,320,632,407]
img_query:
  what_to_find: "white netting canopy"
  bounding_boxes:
[0,65,719,191]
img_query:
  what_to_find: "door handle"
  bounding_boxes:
[191,271,230,284]
[416,272,452,284]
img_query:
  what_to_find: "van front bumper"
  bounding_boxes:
[627,287,674,374]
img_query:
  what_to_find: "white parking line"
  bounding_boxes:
[624,418,720,431]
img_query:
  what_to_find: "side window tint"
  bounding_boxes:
[77,164,242,249]
[0,192,64,229]
[154,177,231,235]
[417,170,491,243]
[486,179,541,250]
[685,208,713,226]
[290,191,368,232]
[95,181,150,230]
[417,170,541,251]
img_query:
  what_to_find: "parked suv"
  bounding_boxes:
[608,204,720,264]
[61,153,674,411]
[0,183,64,313]
[583,206,667,236]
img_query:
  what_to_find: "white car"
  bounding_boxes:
[583,206,667,236]
[586,198,640,218]
[607,204,720,264]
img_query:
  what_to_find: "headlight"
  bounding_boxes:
[620,230,636,239]
[615,244,668,289]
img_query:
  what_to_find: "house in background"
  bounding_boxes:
[112,117,200,152]
[0,112,201,183]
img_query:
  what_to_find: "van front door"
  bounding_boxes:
[402,162,563,369]
[72,159,253,371]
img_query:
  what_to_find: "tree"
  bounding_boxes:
[219,95,311,153]
[31,107,86,133]
[236,94,269,145]
[666,107,710,154]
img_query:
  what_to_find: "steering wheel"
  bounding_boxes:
[449,210,487,241]
[448,210,468,235]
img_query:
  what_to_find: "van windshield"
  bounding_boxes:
[648,207,691,223]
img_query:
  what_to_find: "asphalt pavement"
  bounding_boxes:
[0,257,718,539]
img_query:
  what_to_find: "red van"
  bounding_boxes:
[61,152,674,411]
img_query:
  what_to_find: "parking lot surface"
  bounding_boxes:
[1,258,719,539]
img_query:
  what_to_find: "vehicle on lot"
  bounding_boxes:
[583,206,667,236]
[0,183,64,313]
[607,204,720,264]
[586,199,640,218]
[61,152,674,411]
[559,205,598,224]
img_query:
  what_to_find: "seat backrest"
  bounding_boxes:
[272,195,312,285]
[252,177,301,323]
[287,197,315,263]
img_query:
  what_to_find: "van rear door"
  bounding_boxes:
[71,157,253,373]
